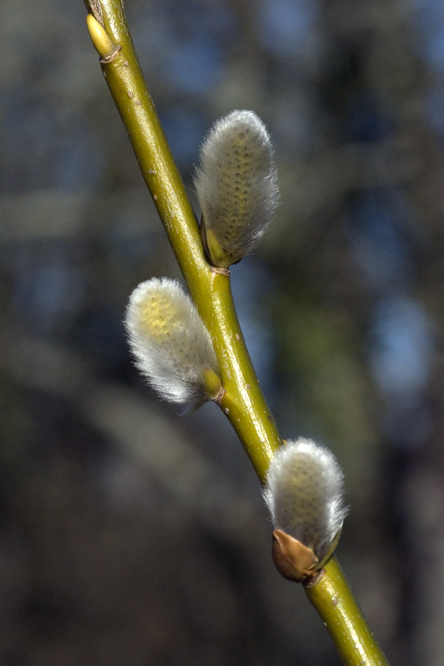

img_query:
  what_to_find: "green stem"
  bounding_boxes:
[305,557,390,666]
[84,3,391,664]
[86,0,281,482]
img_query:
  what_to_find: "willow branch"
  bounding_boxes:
[84,3,391,664]
[85,2,281,481]
[305,557,390,666]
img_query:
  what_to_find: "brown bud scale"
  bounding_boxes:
[271,529,319,582]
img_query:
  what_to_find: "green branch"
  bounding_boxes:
[85,2,281,482]
[306,557,389,666]
[84,3,391,664]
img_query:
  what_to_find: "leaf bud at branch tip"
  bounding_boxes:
[124,278,222,409]
[195,110,279,268]
[264,438,347,582]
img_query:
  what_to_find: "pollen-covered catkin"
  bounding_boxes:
[194,110,279,268]
[124,278,221,407]
[264,438,347,563]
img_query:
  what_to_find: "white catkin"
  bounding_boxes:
[194,110,279,266]
[263,438,347,561]
[124,278,220,406]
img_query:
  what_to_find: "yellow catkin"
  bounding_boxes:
[125,278,221,406]
[138,293,177,342]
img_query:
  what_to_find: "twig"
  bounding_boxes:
[84,3,391,664]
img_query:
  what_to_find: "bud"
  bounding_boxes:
[86,13,117,59]
[125,278,222,407]
[194,110,279,268]
[263,438,347,581]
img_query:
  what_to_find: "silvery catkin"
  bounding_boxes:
[125,278,221,407]
[264,438,347,563]
[195,110,279,268]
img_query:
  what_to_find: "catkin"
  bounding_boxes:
[264,438,347,562]
[195,110,279,268]
[125,278,221,406]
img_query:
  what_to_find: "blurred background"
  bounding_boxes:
[1,0,444,663]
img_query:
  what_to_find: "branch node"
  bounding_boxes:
[303,569,325,588]
[213,386,226,405]
[100,45,122,64]
[210,266,230,276]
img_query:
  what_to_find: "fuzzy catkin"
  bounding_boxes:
[264,438,347,562]
[194,110,279,267]
[125,278,220,406]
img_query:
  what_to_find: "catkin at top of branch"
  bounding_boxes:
[194,110,279,268]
